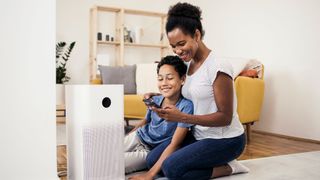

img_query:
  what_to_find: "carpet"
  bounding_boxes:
[217,151,320,180]
[126,151,320,180]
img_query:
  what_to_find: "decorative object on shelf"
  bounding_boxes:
[124,27,132,43]
[97,32,102,40]
[160,32,164,41]
[105,34,110,41]
[133,26,143,43]
[111,37,114,41]
[56,41,76,84]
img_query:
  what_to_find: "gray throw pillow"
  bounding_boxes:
[98,65,136,94]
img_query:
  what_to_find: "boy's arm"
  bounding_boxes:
[129,108,152,134]
[128,119,147,134]
[145,127,190,178]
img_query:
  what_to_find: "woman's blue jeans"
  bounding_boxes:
[146,133,246,180]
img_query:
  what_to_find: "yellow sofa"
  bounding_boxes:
[93,65,265,143]
[122,72,264,143]
[234,75,265,142]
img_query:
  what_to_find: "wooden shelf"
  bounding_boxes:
[124,42,168,48]
[97,41,167,48]
[97,41,120,45]
[124,9,166,17]
[89,5,168,81]
[96,6,121,12]
[56,104,66,124]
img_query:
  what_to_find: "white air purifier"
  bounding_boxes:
[66,85,124,180]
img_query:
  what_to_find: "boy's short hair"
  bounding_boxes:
[157,56,187,78]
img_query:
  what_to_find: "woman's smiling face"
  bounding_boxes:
[167,28,198,62]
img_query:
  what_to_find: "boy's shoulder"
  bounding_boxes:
[180,97,193,107]
[181,96,193,104]
[179,97,193,114]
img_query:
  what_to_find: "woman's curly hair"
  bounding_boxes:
[166,2,205,39]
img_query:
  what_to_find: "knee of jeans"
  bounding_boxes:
[162,157,180,178]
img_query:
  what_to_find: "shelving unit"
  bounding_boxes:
[89,5,169,81]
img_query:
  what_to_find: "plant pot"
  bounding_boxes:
[56,84,65,105]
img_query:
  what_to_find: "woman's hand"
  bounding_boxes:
[152,105,185,122]
[128,172,154,180]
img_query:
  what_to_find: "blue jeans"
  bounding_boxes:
[146,133,246,180]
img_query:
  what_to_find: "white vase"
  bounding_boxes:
[134,27,142,43]
[56,84,65,105]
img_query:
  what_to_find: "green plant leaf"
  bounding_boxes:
[56,41,76,84]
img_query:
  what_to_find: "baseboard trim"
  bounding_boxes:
[252,130,320,144]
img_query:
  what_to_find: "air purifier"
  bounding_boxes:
[66,85,124,180]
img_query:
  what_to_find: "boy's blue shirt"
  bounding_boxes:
[137,95,194,148]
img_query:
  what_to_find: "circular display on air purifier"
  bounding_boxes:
[102,97,111,108]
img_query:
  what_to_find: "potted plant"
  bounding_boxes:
[56,41,76,105]
[56,41,76,84]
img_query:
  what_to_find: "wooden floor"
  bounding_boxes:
[238,131,320,160]
[57,131,320,179]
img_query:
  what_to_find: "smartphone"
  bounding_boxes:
[143,98,161,108]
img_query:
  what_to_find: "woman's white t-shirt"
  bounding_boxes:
[182,53,244,140]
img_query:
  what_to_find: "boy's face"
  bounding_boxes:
[157,64,185,99]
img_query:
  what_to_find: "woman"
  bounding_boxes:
[145,2,248,180]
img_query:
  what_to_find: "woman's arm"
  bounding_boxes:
[153,72,234,127]
[129,127,189,180]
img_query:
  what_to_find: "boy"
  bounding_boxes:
[124,56,193,179]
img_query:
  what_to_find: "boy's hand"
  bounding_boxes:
[151,105,184,122]
[143,98,161,109]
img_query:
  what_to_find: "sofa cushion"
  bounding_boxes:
[215,57,249,79]
[239,69,258,78]
[99,65,136,94]
[124,95,147,119]
[216,57,263,79]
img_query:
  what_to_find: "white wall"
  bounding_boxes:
[0,0,57,179]
[198,0,320,140]
[57,0,320,140]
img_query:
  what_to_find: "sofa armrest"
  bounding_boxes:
[124,95,147,119]
[235,76,265,124]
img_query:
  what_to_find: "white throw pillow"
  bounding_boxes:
[136,63,159,95]
[216,57,251,79]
